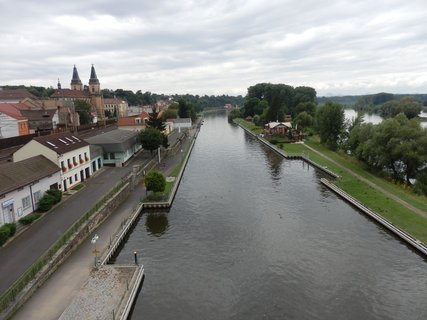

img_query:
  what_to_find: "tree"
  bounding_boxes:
[146,110,165,131]
[178,99,190,118]
[293,111,313,131]
[316,102,345,150]
[144,170,166,193]
[74,100,93,124]
[140,128,163,154]
[380,97,422,119]
[161,109,178,121]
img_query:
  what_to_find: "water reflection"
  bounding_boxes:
[260,146,283,181]
[145,212,169,237]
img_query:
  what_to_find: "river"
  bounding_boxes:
[115,112,427,320]
[344,108,427,128]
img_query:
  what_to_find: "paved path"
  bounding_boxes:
[9,125,198,319]
[303,143,427,218]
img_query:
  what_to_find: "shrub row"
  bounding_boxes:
[19,213,41,225]
[38,189,62,212]
[0,223,16,246]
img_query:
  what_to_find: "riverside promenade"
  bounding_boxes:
[2,124,200,320]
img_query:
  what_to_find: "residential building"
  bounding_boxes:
[19,109,56,134]
[89,145,104,174]
[13,133,91,191]
[171,118,192,132]
[264,121,292,135]
[85,129,141,167]
[0,89,37,103]
[117,112,149,132]
[0,103,30,138]
[0,155,60,226]
[104,97,128,118]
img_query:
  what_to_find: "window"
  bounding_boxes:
[67,159,72,167]
[75,174,78,181]
[110,153,115,160]
[103,153,108,160]
[69,177,73,184]
[33,191,42,205]
[22,196,31,209]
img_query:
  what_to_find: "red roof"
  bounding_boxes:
[0,103,28,120]
[117,112,149,127]
[50,89,91,99]
[0,89,37,100]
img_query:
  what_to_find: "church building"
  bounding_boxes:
[51,65,105,122]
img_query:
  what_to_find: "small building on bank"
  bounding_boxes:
[170,118,192,132]
[85,129,141,167]
[0,155,60,226]
[264,121,292,135]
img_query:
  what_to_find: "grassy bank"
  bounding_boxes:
[235,118,427,243]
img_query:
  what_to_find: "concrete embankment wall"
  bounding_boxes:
[321,178,427,256]
[235,121,339,178]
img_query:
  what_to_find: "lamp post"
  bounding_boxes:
[91,234,100,267]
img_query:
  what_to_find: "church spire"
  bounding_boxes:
[57,78,61,89]
[89,64,100,85]
[71,65,82,90]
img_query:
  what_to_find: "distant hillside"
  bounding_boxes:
[318,93,427,107]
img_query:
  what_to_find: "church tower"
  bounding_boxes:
[88,64,105,121]
[88,64,100,94]
[70,65,82,91]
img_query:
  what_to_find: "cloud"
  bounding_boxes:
[0,0,427,96]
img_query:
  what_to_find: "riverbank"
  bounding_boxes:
[234,118,427,246]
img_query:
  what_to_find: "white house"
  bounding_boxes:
[171,118,192,132]
[0,103,30,138]
[0,155,60,226]
[13,133,91,191]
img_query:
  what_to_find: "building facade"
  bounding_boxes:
[0,155,60,226]
[0,103,30,138]
[13,133,91,191]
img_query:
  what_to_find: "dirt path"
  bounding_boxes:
[303,144,427,219]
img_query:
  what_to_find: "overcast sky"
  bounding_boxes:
[0,0,426,97]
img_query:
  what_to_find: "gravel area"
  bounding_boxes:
[59,265,138,320]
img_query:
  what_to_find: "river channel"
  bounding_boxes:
[115,112,427,320]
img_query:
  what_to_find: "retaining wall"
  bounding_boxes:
[321,178,427,256]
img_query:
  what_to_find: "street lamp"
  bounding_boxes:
[91,234,100,267]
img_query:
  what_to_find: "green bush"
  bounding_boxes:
[46,189,62,204]
[4,223,16,236]
[19,213,41,225]
[144,170,166,193]
[269,138,279,145]
[37,194,55,212]
[0,227,9,246]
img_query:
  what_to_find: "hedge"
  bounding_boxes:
[37,194,56,212]
[46,189,62,204]
[19,213,41,225]
[0,223,16,246]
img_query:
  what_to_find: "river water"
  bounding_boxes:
[344,108,427,128]
[115,113,427,320]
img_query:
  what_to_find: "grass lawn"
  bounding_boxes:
[234,118,264,134]
[232,118,427,243]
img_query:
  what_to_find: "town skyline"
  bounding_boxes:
[1,0,427,96]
